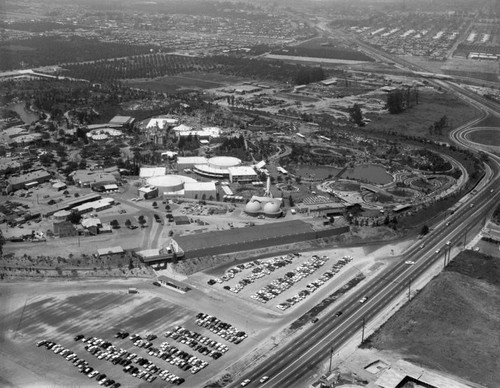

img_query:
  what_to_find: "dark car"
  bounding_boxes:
[152,281,161,287]
[334,311,343,318]
[74,334,85,341]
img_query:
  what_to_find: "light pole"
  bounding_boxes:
[328,346,334,373]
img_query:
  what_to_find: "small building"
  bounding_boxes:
[138,185,159,199]
[109,115,135,127]
[183,181,217,200]
[73,198,114,214]
[7,169,51,192]
[139,167,167,179]
[97,246,124,259]
[228,166,258,183]
[52,181,67,191]
[70,169,118,189]
[81,218,102,235]
[135,240,185,269]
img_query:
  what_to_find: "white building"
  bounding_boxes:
[228,166,258,183]
[184,181,217,200]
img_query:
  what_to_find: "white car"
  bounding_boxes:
[359,296,368,304]
[259,376,269,383]
[405,261,415,265]
[241,379,251,387]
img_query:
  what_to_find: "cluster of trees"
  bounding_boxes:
[0,36,155,71]
[294,66,326,85]
[178,133,200,151]
[402,149,452,172]
[428,115,448,136]
[2,78,168,126]
[62,54,329,85]
[349,104,364,126]
[386,87,419,114]
[218,135,249,160]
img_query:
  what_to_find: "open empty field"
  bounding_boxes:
[362,250,500,388]
[467,128,500,147]
[365,89,480,138]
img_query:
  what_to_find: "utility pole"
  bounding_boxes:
[361,317,366,345]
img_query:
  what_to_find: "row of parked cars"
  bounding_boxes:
[83,333,185,385]
[209,254,301,286]
[275,256,354,311]
[248,255,329,305]
[36,339,120,387]
[165,325,228,359]
[158,341,209,375]
[195,313,248,344]
[129,332,208,374]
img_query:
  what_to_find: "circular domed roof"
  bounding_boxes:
[263,201,281,214]
[208,156,241,168]
[54,210,71,217]
[245,200,262,214]
[147,175,196,191]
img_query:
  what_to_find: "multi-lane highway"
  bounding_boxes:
[231,25,500,388]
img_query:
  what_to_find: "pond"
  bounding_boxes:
[296,164,392,185]
[7,102,40,124]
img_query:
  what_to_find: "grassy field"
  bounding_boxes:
[468,129,500,146]
[364,89,480,138]
[123,72,247,93]
[362,250,500,388]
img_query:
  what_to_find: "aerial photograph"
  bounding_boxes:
[1,0,499,387]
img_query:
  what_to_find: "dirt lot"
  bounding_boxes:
[360,250,500,388]
[0,240,411,388]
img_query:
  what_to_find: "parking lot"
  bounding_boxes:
[203,251,364,314]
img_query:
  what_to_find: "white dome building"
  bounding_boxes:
[147,175,197,193]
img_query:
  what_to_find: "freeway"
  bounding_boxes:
[230,25,500,388]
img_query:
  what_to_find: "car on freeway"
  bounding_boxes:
[241,379,251,387]
[359,296,368,304]
[334,311,343,318]
[435,249,441,254]
[259,376,269,383]
[446,240,451,246]
[311,317,319,323]
[405,261,415,265]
